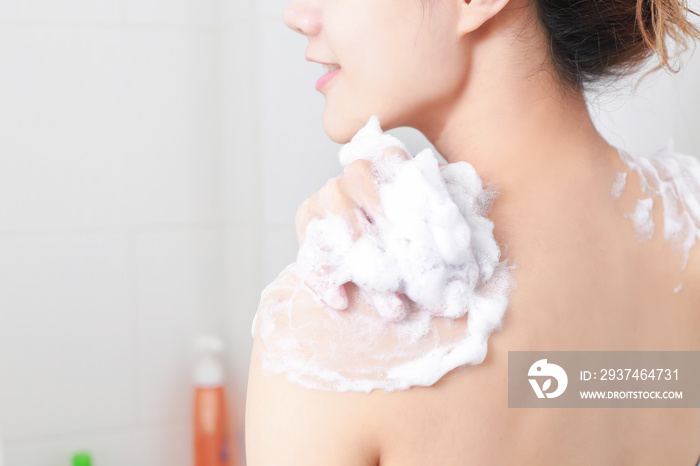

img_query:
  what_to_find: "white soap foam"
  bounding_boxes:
[252,115,516,392]
[626,197,655,242]
[614,141,700,270]
[611,171,627,200]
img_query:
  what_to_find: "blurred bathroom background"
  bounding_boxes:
[0,0,698,464]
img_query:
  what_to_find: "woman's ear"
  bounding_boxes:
[456,0,512,36]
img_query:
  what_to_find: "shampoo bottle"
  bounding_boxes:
[193,335,231,466]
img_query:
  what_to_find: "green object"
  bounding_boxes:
[72,452,92,466]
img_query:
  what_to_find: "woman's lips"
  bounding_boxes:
[315,68,341,91]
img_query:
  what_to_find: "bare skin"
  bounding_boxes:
[246,0,700,463]
[247,145,700,465]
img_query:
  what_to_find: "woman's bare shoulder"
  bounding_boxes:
[245,262,508,465]
[246,326,509,466]
[246,266,386,465]
[245,335,383,466]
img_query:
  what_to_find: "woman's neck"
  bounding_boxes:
[429,81,614,188]
[413,7,620,196]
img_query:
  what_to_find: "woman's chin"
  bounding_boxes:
[322,109,390,145]
[321,111,357,144]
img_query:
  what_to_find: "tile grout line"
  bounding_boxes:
[0,222,226,238]
[2,419,193,446]
[0,18,219,32]
[127,227,140,427]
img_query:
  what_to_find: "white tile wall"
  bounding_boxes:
[0,27,222,232]
[0,0,121,22]
[0,233,135,440]
[221,0,257,26]
[134,228,225,425]
[3,422,191,466]
[221,226,261,422]
[0,0,235,462]
[260,18,342,227]
[672,21,700,156]
[220,8,264,415]
[260,0,286,20]
[222,23,262,226]
[261,225,298,286]
[586,63,676,158]
[125,0,219,26]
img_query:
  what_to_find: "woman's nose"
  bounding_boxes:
[283,0,322,37]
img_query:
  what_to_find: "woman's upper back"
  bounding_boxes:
[491,144,700,352]
[373,144,700,465]
[246,143,700,466]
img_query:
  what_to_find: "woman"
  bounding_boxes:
[246,0,700,463]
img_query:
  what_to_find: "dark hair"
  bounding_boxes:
[535,0,700,93]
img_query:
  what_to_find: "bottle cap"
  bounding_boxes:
[194,334,223,353]
[193,334,225,387]
[72,453,92,466]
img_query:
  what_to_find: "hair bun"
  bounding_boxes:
[535,0,700,92]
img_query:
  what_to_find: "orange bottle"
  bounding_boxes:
[193,335,232,466]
